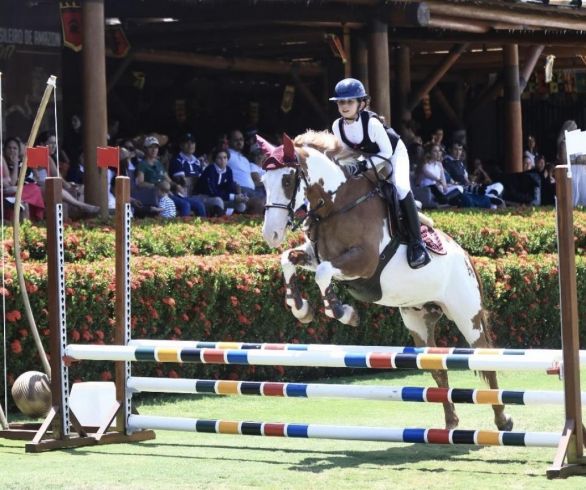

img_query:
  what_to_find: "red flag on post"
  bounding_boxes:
[26,146,50,168]
[97,146,119,171]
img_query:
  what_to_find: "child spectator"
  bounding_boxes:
[155,181,176,219]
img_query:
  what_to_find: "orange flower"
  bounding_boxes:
[10,340,22,354]
[6,310,21,322]
[162,297,176,307]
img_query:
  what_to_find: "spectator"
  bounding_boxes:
[443,142,470,186]
[195,148,247,215]
[524,135,538,170]
[136,136,171,189]
[429,128,446,157]
[416,144,462,205]
[227,129,265,213]
[169,180,207,217]
[470,157,492,186]
[3,136,45,220]
[155,181,176,219]
[535,154,556,206]
[168,132,204,194]
[35,131,99,214]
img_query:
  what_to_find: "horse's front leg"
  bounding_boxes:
[315,255,362,327]
[281,244,317,323]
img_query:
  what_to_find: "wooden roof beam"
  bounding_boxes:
[425,0,586,31]
[125,49,324,77]
[408,43,468,111]
[388,27,586,47]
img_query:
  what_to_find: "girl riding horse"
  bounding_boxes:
[330,78,430,269]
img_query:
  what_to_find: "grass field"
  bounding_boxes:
[1,370,586,489]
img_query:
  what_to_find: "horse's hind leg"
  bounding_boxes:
[400,305,459,430]
[442,298,513,432]
[471,325,514,432]
[281,244,317,323]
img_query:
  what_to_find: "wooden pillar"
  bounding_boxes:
[352,33,369,94]
[368,19,390,124]
[395,46,411,134]
[503,44,523,174]
[547,166,586,478]
[82,0,109,217]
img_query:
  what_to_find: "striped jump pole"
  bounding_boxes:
[129,339,586,362]
[127,376,584,406]
[127,414,561,448]
[64,344,563,372]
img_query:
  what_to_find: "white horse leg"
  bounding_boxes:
[400,304,460,430]
[315,261,359,326]
[281,245,316,323]
[441,259,513,432]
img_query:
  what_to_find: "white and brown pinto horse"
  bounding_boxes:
[260,131,513,432]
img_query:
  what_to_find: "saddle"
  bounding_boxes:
[339,181,446,303]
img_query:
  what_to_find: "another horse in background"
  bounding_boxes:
[259,131,513,432]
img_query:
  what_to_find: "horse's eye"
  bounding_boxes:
[318,198,325,206]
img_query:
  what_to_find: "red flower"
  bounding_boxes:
[230,296,239,307]
[10,340,22,354]
[100,371,113,381]
[6,310,21,322]
[168,370,179,378]
[162,297,176,307]
[71,329,81,341]
[18,328,28,338]
[0,287,10,297]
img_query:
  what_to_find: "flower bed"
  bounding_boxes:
[1,254,584,387]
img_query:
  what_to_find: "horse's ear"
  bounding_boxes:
[256,134,275,157]
[283,133,296,162]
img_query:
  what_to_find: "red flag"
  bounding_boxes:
[60,2,82,52]
[97,146,119,171]
[26,147,49,169]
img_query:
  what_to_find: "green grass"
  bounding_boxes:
[1,370,586,489]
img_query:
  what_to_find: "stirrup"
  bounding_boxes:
[408,241,431,269]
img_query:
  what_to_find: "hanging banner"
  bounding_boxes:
[60,2,82,52]
[280,85,295,114]
[106,25,130,58]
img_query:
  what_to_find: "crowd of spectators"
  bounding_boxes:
[407,125,569,210]
[2,117,584,223]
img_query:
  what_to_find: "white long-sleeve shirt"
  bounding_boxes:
[332,114,411,199]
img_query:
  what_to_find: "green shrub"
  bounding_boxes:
[5,208,586,262]
[1,254,584,393]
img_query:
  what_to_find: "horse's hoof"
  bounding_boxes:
[340,305,360,327]
[445,415,459,430]
[292,300,314,323]
[497,415,514,432]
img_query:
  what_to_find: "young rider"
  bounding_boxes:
[330,77,431,269]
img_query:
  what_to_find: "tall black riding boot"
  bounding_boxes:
[400,192,431,269]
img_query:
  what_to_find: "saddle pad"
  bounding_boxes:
[421,225,447,255]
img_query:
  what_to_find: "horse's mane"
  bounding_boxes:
[294,130,358,163]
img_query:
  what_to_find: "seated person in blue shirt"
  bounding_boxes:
[169,132,204,194]
[194,148,247,216]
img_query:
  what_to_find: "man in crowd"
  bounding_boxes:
[169,132,204,194]
[443,142,470,186]
[227,129,265,214]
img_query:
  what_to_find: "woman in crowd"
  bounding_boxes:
[416,144,462,205]
[2,136,45,220]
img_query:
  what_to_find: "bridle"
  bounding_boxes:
[264,165,309,231]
